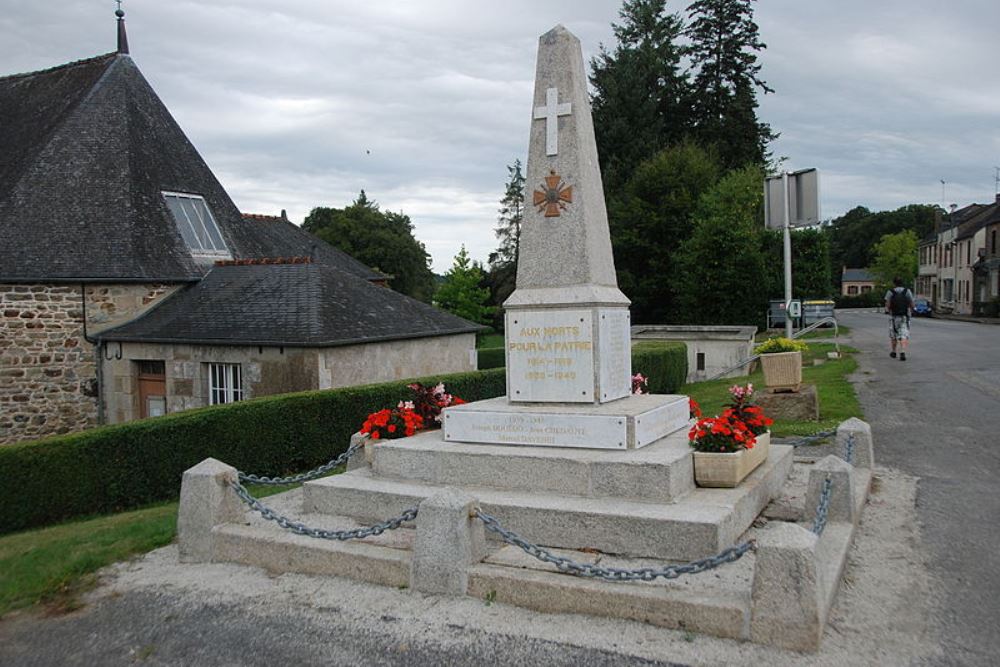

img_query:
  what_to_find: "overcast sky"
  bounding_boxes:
[3,1,999,272]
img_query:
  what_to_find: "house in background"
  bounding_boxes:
[840,268,875,296]
[0,13,479,445]
[926,199,1000,315]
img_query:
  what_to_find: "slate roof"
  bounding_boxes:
[0,52,380,283]
[96,261,482,347]
[955,201,1000,241]
[841,268,874,282]
[239,213,384,282]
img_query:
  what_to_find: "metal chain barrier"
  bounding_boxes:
[811,475,833,535]
[474,508,754,582]
[786,428,836,447]
[230,480,417,540]
[237,441,362,486]
[844,432,855,464]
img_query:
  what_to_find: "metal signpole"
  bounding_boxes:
[782,171,793,338]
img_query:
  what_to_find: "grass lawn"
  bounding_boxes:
[477,333,504,349]
[0,483,290,618]
[682,342,862,437]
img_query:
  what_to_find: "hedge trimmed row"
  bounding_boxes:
[2,342,687,535]
[0,369,505,535]
[477,347,505,370]
[632,342,688,394]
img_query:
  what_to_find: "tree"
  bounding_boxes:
[590,0,689,192]
[609,142,722,323]
[485,160,525,326]
[828,204,936,275]
[672,165,769,327]
[435,246,495,325]
[762,228,834,299]
[685,0,776,169]
[303,191,436,302]
[870,230,919,291]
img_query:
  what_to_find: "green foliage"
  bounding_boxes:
[303,191,436,302]
[870,229,919,291]
[485,160,526,329]
[0,369,506,535]
[762,228,834,299]
[685,0,776,169]
[435,246,495,325]
[672,165,769,327]
[477,347,506,370]
[754,337,808,355]
[631,342,689,393]
[610,143,722,323]
[590,0,688,192]
[833,291,883,308]
[828,204,937,275]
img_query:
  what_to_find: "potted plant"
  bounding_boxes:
[726,383,774,469]
[688,409,762,487]
[754,337,807,392]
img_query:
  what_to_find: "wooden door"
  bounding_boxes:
[137,360,166,418]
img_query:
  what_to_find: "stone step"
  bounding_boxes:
[469,545,754,640]
[366,426,695,503]
[304,445,793,561]
[210,489,412,587]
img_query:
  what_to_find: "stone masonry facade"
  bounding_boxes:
[0,283,179,445]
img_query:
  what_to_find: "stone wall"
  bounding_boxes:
[102,343,320,423]
[319,333,477,389]
[0,283,179,445]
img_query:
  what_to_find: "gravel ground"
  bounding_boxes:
[0,466,937,667]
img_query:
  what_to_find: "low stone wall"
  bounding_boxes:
[0,282,178,445]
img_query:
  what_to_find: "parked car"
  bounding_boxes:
[913,297,933,317]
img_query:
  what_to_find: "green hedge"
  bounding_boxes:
[477,347,505,370]
[834,291,882,308]
[631,342,688,394]
[0,369,505,536]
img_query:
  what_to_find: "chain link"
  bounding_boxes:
[811,475,832,535]
[786,428,837,447]
[230,480,417,540]
[844,432,855,464]
[474,508,754,582]
[237,441,362,486]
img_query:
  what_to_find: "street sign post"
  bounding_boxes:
[763,169,820,337]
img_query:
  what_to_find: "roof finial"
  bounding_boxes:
[115,1,130,55]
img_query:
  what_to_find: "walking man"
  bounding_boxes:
[885,277,915,360]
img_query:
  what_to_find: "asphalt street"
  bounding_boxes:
[838,309,1000,666]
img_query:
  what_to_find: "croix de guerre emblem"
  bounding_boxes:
[532,170,573,217]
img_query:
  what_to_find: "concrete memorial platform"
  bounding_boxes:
[176,25,873,653]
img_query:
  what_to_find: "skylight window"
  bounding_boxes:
[163,192,229,256]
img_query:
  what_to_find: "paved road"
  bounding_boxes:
[838,309,1000,666]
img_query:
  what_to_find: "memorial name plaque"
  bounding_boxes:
[507,309,594,403]
[597,308,631,402]
[444,410,627,449]
[633,395,689,448]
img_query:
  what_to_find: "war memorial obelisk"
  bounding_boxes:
[444,25,688,449]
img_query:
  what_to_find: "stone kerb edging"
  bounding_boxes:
[750,418,874,651]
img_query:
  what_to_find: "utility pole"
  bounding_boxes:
[782,172,793,338]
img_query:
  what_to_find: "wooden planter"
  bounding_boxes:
[693,431,771,488]
[760,351,802,392]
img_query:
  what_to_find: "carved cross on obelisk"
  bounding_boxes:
[533,87,571,156]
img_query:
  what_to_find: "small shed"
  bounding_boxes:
[631,325,757,383]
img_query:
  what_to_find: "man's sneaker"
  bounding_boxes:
[890,351,897,358]
[900,352,906,361]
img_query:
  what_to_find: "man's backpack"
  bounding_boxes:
[889,288,910,316]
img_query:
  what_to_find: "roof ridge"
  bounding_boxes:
[0,52,118,83]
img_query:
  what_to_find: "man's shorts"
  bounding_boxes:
[890,315,909,341]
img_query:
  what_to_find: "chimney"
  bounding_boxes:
[934,209,942,234]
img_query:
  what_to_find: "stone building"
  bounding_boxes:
[839,268,875,296]
[0,16,478,445]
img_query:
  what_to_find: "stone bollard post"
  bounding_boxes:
[836,417,874,469]
[410,489,487,595]
[177,458,244,563]
[750,522,824,651]
[806,455,857,524]
[345,432,372,472]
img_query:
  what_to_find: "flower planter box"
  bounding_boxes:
[759,351,802,392]
[692,431,771,488]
